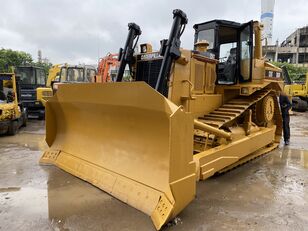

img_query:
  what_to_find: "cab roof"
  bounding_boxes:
[193,19,242,31]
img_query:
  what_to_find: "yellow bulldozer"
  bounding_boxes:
[37,64,97,106]
[40,9,283,230]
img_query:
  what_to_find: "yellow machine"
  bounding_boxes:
[0,72,27,135]
[40,10,283,230]
[51,64,97,88]
[38,64,97,104]
[46,64,64,88]
[36,86,53,108]
[283,68,308,111]
[36,64,65,106]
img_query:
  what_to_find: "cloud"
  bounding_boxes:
[1,0,307,64]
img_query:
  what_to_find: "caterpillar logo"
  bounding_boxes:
[140,52,162,61]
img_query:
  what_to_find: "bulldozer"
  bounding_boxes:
[48,64,97,92]
[40,64,97,103]
[40,9,283,230]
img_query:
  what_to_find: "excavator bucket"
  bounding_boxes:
[40,82,196,230]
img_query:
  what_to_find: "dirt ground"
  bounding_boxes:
[0,113,307,231]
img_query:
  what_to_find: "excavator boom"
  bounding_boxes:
[97,53,119,82]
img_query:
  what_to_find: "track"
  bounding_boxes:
[197,89,272,128]
[193,88,282,171]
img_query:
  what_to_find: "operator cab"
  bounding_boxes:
[53,65,97,93]
[59,65,97,83]
[194,20,253,85]
[15,66,46,88]
[0,74,16,104]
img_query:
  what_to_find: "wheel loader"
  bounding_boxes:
[40,9,283,230]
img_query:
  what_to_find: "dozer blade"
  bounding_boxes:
[40,82,196,230]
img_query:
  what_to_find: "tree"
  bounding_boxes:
[271,61,308,82]
[35,61,53,74]
[0,48,53,75]
[0,48,33,72]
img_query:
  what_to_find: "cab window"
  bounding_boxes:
[240,25,252,81]
[197,29,215,49]
[86,69,96,82]
[36,69,46,85]
[17,68,35,85]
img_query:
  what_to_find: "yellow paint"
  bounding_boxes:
[41,19,284,230]
[284,72,308,98]
[0,73,22,121]
[300,150,308,168]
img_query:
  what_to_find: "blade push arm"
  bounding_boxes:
[116,23,142,82]
[155,9,188,94]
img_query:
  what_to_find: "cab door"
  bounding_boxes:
[238,21,253,83]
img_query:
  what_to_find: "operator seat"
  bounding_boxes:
[223,47,237,83]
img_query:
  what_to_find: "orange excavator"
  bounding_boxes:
[96,53,119,83]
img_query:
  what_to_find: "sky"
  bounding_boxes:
[1,0,307,65]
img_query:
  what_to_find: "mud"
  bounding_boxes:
[0,114,308,231]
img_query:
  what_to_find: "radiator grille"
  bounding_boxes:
[136,59,163,89]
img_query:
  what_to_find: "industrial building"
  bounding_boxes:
[263,25,308,67]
